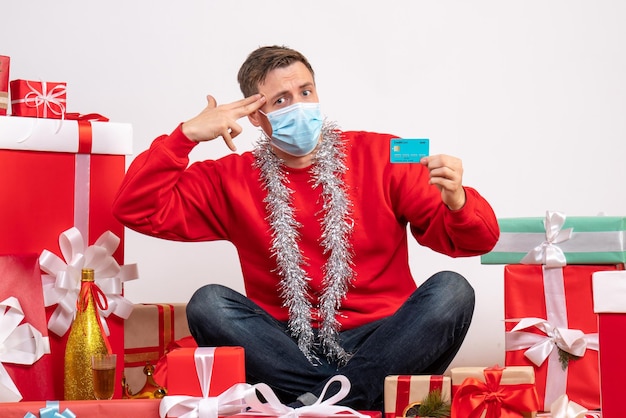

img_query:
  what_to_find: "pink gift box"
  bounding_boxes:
[0,253,56,401]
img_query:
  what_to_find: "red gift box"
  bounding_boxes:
[0,114,132,400]
[383,375,451,418]
[451,365,539,418]
[592,270,626,418]
[164,347,245,397]
[504,264,623,411]
[0,55,9,116]
[0,253,55,401]
[10,79,67,119]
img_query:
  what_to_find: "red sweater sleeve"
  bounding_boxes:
[112,125,229,242]
[408,186,500,257]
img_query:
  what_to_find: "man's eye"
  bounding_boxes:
[275,97,285,105]
[303,90,311,96]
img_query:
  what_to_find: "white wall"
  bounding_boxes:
[4,1,625,369]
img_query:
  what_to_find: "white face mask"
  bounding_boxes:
[261,102,323,156]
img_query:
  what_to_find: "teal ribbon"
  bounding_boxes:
[23,401,76,418]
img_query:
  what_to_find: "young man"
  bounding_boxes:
[113,45,499,410]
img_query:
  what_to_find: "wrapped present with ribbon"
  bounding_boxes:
[0,254,55,402]
[504,264,623,411]
[0,113,132,399]
[0,55,9,116]
[10,79,67,119]
[159,347,250,418]
[450,365,539,418]
[481,211,626,265]
[124,303,192,395]
[11,399,161,417]
[163,347,245,398]
[592,270,626,418]
[383,375,451,418]
[536,394,601,418]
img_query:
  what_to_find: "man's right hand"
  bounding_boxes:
[182,94,266,151]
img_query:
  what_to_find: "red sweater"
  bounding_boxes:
[113,126,499,330]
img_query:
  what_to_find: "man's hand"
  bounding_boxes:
[420,154,466,211]
[182,94,266,151]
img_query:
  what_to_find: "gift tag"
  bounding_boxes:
[390,138,429,163]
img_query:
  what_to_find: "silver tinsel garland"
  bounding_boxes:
[253,121,355,365]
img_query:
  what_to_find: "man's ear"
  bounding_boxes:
[248,110,262,127]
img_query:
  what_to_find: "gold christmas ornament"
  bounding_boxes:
[64,268,112,400]
[122,363,167,399]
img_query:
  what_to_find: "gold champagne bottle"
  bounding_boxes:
[64,268,111,400]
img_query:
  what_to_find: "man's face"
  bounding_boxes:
[249,61,319,137]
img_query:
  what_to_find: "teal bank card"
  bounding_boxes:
[390,138,429,163]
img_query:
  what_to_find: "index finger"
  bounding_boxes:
[228,94,267,118]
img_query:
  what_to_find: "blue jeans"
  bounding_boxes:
[186,270,474,411]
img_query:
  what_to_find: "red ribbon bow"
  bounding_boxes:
[76,281,109,313]
[76,280,113,353]
[451,366,539,418]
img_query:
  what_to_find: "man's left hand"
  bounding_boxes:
[420,154,466,211]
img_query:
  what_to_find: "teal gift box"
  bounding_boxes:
[481,211,626,265]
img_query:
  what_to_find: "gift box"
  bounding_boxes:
[124,303,192,394]
[4,399,161,418]
[481,212,626,265]
[10,79,67,119]
[383,375,451,418]
[0,55,9,116]
[0,114,133,400]
[504,264,623,411]
[0,253,54,402]
[163,347,245,396]
[451,366,539,418]
[592,270,626,418]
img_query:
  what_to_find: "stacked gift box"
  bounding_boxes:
[123,303,192,395]
[0,54,136,402]
[480,210,626,415]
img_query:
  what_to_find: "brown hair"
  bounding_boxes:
[237,45,315,97]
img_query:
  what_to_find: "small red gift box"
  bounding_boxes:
[504,264,623,411]
[124,303,192,394]
[592,270,626,418]
[165,347,245,396]
[10,79,67,119]
[0,55,9,115]
[451,366,539,418]
[0,114,132,400]
[383,375,451,418]
[0,253,55,401]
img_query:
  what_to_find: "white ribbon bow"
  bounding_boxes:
[159,347,250,418]
[12,80,67,119]
[0,296,51,402]
[506,317,598,367]
[521,211,573,267]
[39,227,138,337]
[245,375,369,418]
[550,394,591,418]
